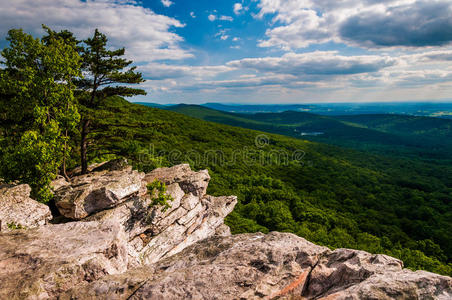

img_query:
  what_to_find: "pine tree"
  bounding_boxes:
[77,29,146,174]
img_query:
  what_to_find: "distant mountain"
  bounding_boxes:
[168,104,452,161]
[133,102,175,109]
[202,102,314,113]
[201,102,452,118]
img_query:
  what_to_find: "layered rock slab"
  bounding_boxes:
[0,184,52,232]
[54,167,144,219]
[0,220,128,299]
[62,232,452,300]
[0,163,237,298]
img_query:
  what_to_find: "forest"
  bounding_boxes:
[1,27,451,277]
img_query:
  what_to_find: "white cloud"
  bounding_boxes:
[219,15,234,22]
[227,51,397,78]
[256,0,452,50]
[140,48,452,102]
[215,29,230,41]
[140,63,234,80]
[233,3,243,15]
[209,14,234,22]
[0,0,191,62]
[190,12,196,18]
[161,0,173,8]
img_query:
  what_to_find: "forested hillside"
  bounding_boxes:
[82,97,452,276]
[166,104,452,161]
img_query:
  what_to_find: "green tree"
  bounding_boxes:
[76,29,146,174]
[0,27,81,201]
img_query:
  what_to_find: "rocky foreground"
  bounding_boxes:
[0,161,451,299]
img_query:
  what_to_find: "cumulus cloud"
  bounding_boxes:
[339,1,452,47]
[208,14,233,22]
[0,0,191,62]
[233,3,243,15]
[227,51,396,77]
[418,50,452,62]
[161,0,173,8]
[219,15,234,22]
[257,0,452,50]
[142,49,452,98]
[215,29,230,41]
[140,63,234,80]
[202,75,301,89]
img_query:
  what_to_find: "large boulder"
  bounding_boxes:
[62,232,452,300]
[0,184,52,232]
[144,164,210,197]
[0,163,238,298]
[0,220,128,299]
[86,166,237,267]
[54,167,144,219]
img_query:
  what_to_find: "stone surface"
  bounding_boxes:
[144,164,210,197]
[0,220,128,299]
[0,184,52,232]
[54,167,144,219]
[1,162,451,299]
[0,163,237,298]
[63,232,452,300]
[50,176,70,191]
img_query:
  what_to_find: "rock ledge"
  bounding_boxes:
[0,162,451,299]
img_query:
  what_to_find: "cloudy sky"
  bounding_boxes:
[1,0,452,104]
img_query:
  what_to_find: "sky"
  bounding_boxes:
[1,0,452,104]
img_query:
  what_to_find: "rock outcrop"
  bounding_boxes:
[0,161,451,299]
[0,184,52,232]
[54,166,144,219]
[62,232,452,300]
[0,220,128,299]
[0,163,237,298]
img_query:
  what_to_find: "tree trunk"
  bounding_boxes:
[80,118,90,174]
[62,129,70,181]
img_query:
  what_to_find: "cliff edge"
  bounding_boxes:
[0,161,450,299]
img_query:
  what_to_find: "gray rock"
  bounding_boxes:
[0,164,237,298]
[144,164,210,197]
[2,163,450,300]
[0,184,52,232]
[0,220,128,299]
[54,167,145,219]
[50,175,70,191]
[62,232,452,300]
[61,232,329,299]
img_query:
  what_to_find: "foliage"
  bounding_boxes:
[147,180,173,212]
[0,27,81,202]
[74,97,452,276]
[75,29,146,174]
[7,222,25,230]
[167,104,452,163]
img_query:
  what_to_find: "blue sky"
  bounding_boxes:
[1,0,452,104]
